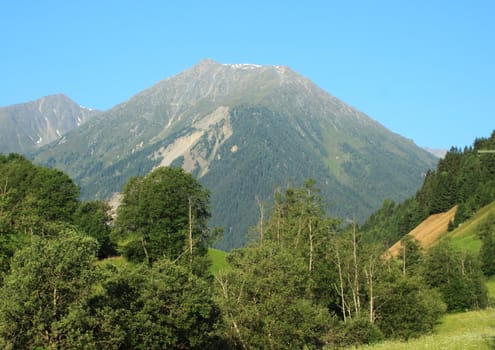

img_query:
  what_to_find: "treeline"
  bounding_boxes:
[0,153,491,349]
[362,130,495,246]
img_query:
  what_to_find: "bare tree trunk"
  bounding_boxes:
[53,287,57,317]
[352,222,361,317]
[217,274,248,350]
[364,255,376,323]
[308,218,313,273]
[141,237,150,266]
[188,197,193,265]
[276,203,281,246]
[335,247,347,322]
[256,196,264,246]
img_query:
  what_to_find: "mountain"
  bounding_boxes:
[32,59,438,249]
[424,147,447,158]
[0,94,99,154]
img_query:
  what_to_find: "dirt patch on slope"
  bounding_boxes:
[388,206,458,257]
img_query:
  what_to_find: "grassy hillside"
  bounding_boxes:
[441,201,495,254]
[355,204,495,350]
[387,200,495,256]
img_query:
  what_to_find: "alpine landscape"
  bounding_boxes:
[2,1,494,348]
[1,59,494,349]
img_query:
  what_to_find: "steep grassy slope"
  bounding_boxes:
[441,201,495,254]
[387,200,495,256]
[388,206,457,256]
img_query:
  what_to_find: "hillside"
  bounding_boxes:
[31,59,438,249]
[442,200,495,254]
[388,206,457,256]
[0,94,98,153]
[362,131,495,248]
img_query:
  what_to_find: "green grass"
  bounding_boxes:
[208,248,230,275]
[348,308,495,350]
[341,257,495,350]
[440,201,495,255]
[96,255,128,268]
[346,276,495,350]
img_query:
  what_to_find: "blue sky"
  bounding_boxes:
[1,0,493,149]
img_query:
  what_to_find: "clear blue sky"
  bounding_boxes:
[1,0,493,149]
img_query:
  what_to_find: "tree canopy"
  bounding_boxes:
[113,166,211,272]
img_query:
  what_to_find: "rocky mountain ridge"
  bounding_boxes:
[0,94,98,153]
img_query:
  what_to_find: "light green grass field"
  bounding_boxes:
[348,276,495,350]
[208,248,230,275]
[349,308,494,350]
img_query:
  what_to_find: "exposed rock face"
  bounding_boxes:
[0,94,99,153]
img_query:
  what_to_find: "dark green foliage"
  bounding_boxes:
[397,235,424,276]
[375,276,446,340]
[478,213,495,276]
[423,242,488,312]
[73,201,117,258]
[216,243,333,349]
[0,231,98,349]
[79,260,222,349]
[113,167,211,273]
[329,317,384,347]
[0,154,79,233]
[0,154,81,277]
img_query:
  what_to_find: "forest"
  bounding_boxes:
[0,131,494,349]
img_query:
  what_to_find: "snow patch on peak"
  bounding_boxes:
[80,105,94,111]
[223,63,262,70]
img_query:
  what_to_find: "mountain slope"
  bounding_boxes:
[32,59,438,249]
[0,94,99,153]
[362,131,495,249]
[388,206,458,256]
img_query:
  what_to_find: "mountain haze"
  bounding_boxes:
[0,94,99,154]
[32,59,438,249]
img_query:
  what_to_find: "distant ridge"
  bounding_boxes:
[424,147,447,158]
[0,94,99,153]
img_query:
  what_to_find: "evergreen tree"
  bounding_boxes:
[478,213,495,276]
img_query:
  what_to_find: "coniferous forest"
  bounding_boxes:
[0,131,494,349]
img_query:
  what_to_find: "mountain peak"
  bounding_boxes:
[0,94,99,153]
[31,61,438,249]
